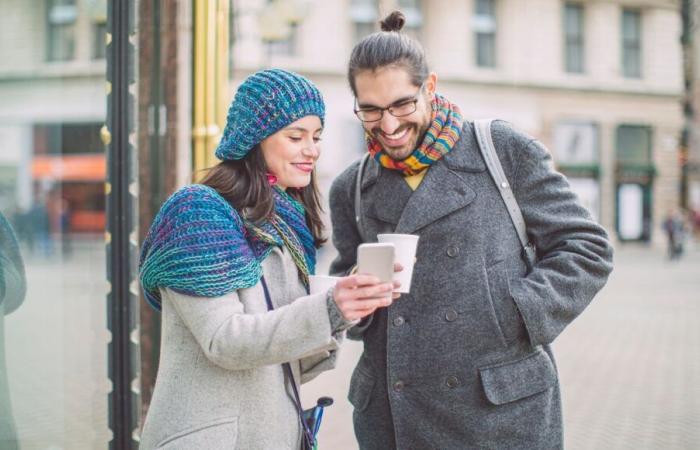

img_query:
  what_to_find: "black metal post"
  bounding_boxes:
[107,0,139,448]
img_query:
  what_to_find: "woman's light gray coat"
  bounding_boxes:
[139,247,345,450]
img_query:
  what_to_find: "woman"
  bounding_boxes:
[138,69,396,449]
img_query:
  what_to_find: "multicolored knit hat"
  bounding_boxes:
[215,69,326,161]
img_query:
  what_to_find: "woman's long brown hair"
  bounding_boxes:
[199,146,326,247]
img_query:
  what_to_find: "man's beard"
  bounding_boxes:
[371,122,429,161]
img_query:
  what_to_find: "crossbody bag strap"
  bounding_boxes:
[473,119,536,269]
[259,275,315,447]
[354,152,371,243]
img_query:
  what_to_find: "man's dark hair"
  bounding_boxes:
[347,10,429,96]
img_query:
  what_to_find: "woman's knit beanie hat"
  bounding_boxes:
[215,69,325,161]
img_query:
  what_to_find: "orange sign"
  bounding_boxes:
[32,154,106,181]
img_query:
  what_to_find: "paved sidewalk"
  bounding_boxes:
[4,241,697,449]
[305,244,700,449]
[556,244,700,450]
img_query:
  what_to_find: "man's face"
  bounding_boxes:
[354,67,437,161]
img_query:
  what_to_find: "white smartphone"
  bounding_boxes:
[357,243,395,283]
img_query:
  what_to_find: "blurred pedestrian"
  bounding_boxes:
[138,69,397,450]
[663,209,686,260]
[0,211,27,450]
[29,193,52,257]
[58,197,72,257]
[329,10,613,449]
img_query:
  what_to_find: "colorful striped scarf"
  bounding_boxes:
[366,93,463,176]
[139,184,315,311]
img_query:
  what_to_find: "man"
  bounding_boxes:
[329,11,613,450]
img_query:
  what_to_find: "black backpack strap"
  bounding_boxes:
[260,275,315,448]
[354,152,371,243]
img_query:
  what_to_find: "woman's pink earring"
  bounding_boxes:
[266,173,278,185]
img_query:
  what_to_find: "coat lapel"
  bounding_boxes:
[361,122,487,233]
[395,124,486,233]
[364,160,413,225]
[394,160,476,233]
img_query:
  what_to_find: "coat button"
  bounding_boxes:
[446,376,460,388]
[393,316,405,327]
[445,309,458,322]
[393,380,405,392]
[447,246,459,258]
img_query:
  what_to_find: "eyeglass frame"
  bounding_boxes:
[353,82,426,122]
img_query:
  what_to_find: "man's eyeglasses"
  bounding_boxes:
[354,83,425,122]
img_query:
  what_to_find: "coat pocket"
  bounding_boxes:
[155,416,239,449]
[479,348,557,405]
[348,366,376,412]
[485,260,525,345]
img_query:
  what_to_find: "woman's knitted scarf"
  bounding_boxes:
[139,184,315,311]
[366,93,463,176]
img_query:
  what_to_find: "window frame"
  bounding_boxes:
[46,0,78,62]
[563,2,585,74]
[621,9,642,78]
[473,0,497,68]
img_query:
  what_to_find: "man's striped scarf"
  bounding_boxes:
[367,93,463,176]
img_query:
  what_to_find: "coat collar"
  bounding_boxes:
[361,122,485,233]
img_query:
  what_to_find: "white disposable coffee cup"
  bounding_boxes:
[377,234,419,293]
[308,275,340,295]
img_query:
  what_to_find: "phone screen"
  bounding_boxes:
[357,243,395,283]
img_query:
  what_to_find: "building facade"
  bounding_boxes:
[232,0,683,246]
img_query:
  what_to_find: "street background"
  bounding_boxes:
[1,0,700,449]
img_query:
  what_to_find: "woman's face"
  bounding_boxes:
[260,115,323,190]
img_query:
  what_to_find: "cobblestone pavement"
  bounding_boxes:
[3,241,698,449]
[555,244,700,450]
[305,243,700,449]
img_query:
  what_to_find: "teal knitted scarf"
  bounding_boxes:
[139,184,316,311]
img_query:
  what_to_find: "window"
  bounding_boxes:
[267,24,298,56]
[473,0,497,68]
[351,0,377,43]
[399,0,423,40]
[46,0,77,62]
[622,9,642,78]
[33,123,104,155]
[564,3,584,73]
[93,21,107,59]
[616,125,652,165]
[259,0,298,57]
[90,0,108,59]
[554,122,598,166]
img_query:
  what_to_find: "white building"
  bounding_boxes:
[232,0,683,245]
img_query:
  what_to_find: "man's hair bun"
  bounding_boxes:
[380,10,406,32]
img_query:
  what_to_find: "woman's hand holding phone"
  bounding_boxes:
[332,275,401,321]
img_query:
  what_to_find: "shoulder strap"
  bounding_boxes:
[354,152,372,243]
[259,276,315,448]
[473,119,536,269]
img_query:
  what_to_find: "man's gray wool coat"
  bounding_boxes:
[328,120,613,450]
